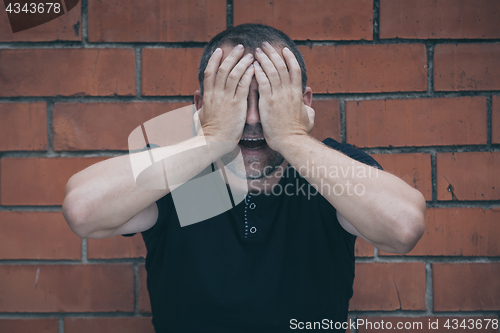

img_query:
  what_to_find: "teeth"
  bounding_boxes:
[240,138,265,141]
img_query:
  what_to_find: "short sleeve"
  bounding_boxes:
[322,137,383,171]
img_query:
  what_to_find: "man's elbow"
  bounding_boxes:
[62,185,91,239]
[393,190,427,254]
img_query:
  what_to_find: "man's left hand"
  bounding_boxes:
[253,42,314,153]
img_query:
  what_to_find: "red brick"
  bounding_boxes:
[234,0,373,41]
[0,264,134,312]
[0,211,81,260]
[300,44,427,93]
[433,263,500,311]
[53,102,190,151]
[87,234,146,259]
[0,319,58,333]
[89,0,225,42]
[434,44,500,91]
[309,99,340,142]
[370,153,432,200]
[355,238,374,257]
[139,264,151,313]
[350,262,426,311]
[65,317,154,333]
[0,157,108,205]
[0,3,81,41]
[437,152,500,201]
[380,0,500,39]
[0,49,135,97]
[493,95,500,144]
[381,208,500,256]
[346,97,487,148]
[142,48,204,96]
[357,316,498,332]
[0,103,48,151]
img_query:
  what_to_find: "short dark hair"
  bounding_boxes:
[198,23,307,94]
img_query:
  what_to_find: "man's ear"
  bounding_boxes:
[303,87,313,107]
[194,90,203,111]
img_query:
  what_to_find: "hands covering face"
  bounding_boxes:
[196,43,314,154]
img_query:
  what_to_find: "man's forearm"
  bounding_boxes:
[277,134,426,253]
[63,135,231,237]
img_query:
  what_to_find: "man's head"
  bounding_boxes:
[194,24,312,181]
[198,23,307,95]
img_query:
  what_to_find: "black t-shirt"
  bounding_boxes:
[123,138,382,333]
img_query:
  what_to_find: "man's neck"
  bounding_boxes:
[246,159,289,195]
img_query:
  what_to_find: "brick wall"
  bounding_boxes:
[0,0,499,332]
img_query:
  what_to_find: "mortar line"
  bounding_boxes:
[487,95,492,148]
[227,0,233,28]
[372,0,380,42]
[431,150,437,202]
[340,99,346,143]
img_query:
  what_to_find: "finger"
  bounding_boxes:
[203,48,223,94]
[254,47,281,89]
[234,63,255,100]
[262,41,290,87]
[214,44,245,91]
[253,61,272,98]
[282,47,302,90]
[225,53,254,94]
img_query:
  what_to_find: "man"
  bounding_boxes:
[62,24,426,332]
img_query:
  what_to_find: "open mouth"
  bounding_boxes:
[238,137,266,149]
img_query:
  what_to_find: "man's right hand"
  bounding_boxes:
[197,44,255,149]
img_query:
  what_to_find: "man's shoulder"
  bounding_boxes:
[321,137,383,170]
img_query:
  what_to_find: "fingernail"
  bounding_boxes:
[245,53,253,59]
[283,47,290,53]
[214,48,221,54]
[256,47,262,53]
[254,61,260,67]
[237,44,244,50]
[263,41,271,47]
[249,64,254,69]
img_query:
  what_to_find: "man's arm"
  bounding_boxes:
[62,44,255,239]
[253,42,425,254]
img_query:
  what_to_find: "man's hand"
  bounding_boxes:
[197,45,255,149]
[253,42,314,153]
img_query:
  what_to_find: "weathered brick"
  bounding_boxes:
[0,2,81,41]
[346,97,487,148]
[0,211,81,260]
[0,157,108,205]
[88,0,225,42]
[300,44,427,93]
[0,103,48,151]
[142,48,204,96]
[434,44,500,91]
[433,263,500,311]
[357,316,498,332]
[380,208,500,256]
[0,264,134,312]
[370,153,432,200]
[350,262,426,311]
[0,49,135,97]
[87,234,146,259]
[53,102,190,151]
[309,99,340,142]
[65,317,155,333]
[0,319,58,333]
[380,0,500,39]
[437,152,500,201]
[234,0,373,41]
[139,264,151,313]
[355,238,374,257]
[493,95,500,144]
